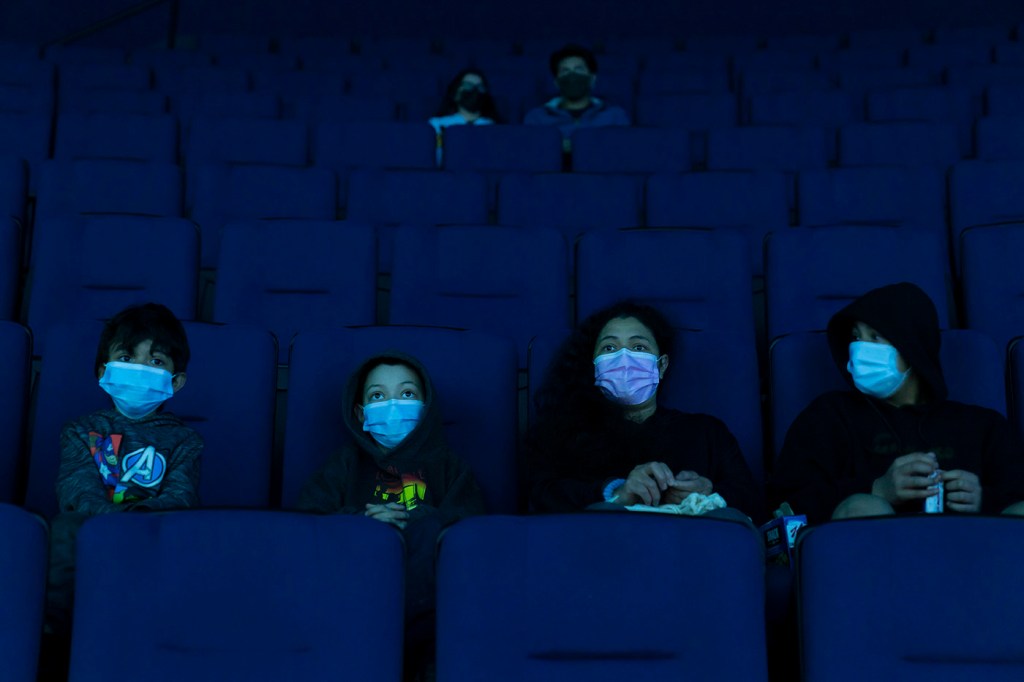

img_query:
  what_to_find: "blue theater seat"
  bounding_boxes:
[646,170,790,273]
[35,159,183,223]
[214,220,377,362]
[53,112,177,162]
[70,511,403,682]
[764,226,950,341]
[571,127,691,173]
[497,172,642,242]
[26,216,198,356]
[187,162,337,267]
[797,166,946,230]
[961,223,1024,354]
[184,115,308,166]
[443,125,563,173]
[437,514,768,681]
[389,224,569,365]
[948,159,1024,269]
[0,504,46,682]
[798,516,1024,682]
[0,323,30,503]
[839,121,961,166]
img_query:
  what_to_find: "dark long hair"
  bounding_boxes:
[533,300,674,438]
[434,68,501,121]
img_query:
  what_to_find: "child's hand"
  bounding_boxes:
[364,503,409,529]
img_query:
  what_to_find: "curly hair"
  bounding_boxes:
[434,68,501,121]
[532,300,674,438]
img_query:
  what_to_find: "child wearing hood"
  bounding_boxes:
[297,352,485,680]
[769,282,1024,524]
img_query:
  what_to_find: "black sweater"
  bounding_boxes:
[529,407,763,520]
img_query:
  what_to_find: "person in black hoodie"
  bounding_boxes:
[297,351,485,681]
[769,282,1024,524]
[528,300,763,521]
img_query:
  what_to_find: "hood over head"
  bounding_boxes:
[826,282,947,401]
[342,351,444,466]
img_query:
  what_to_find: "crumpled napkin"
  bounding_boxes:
[624,492,728,516]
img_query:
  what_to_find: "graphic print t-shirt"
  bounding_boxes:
[89,432,167,504]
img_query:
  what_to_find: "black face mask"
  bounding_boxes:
[456,87,484,114]
[557,72,592,101]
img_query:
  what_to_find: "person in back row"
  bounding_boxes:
[524,44,629,150]
[527,300,762,520]
[769,282,1024,523]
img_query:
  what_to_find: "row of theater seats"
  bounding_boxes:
[6,215,1024,358]
[3,505,1022,681]
[6,152,1024,273]
[4,309,1024,514]
[6,54,1024,124]
[6,109,1024,173]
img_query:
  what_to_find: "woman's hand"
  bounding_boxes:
[615,462,676,506]
[662,470,713,505]
[365,502,409,529]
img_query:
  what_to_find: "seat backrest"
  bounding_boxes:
[34,159,183,223]
[797,166,946,230]
[213,220,377,363]
[53,112,177,162]
[27,216,198,355]
[282,327,519,513]
[187,163,337,267]
[70,511,403,682]
[576,227,755,343]
[798,516,1024,682]
[949,161,1024,270]
[838,121,961,166]
[497,172,642,240]
[184,116,308,166]
[961,223,1024,353]
[706,125,830,171]
[345,169,488,226]
[0,323,30,503]
[645,171,790,274]
[764,226,950,342]
[437,514,767,682]
[389,225,569,366]
[768,328,1006,459]
[0,504,46,682]
[571,127,691,174]
[312,121,435,171]
[443,125,563,173]
[974,116,1024,161]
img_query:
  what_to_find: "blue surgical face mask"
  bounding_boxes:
[847,341,910,399]
[362,399,425,450]
[99,361,175,419]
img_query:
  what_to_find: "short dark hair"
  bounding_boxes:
[548,44,598,76]
[355,356,425,403]
[94,303,190,376]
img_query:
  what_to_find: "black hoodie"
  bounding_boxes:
[296,352,485,525]
[769,282,1024,523]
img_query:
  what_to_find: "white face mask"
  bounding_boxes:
[99,361,175,419]
[847,342,910,399]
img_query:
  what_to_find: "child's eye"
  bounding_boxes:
[632,344,649,352]
[369,391,385,401]
[150,358,165,367]
[117,354,131,362]
[401,389,417,399]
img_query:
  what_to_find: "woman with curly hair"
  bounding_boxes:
[528,300,762,520]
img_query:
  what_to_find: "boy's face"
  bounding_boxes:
[99,338,187,392]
